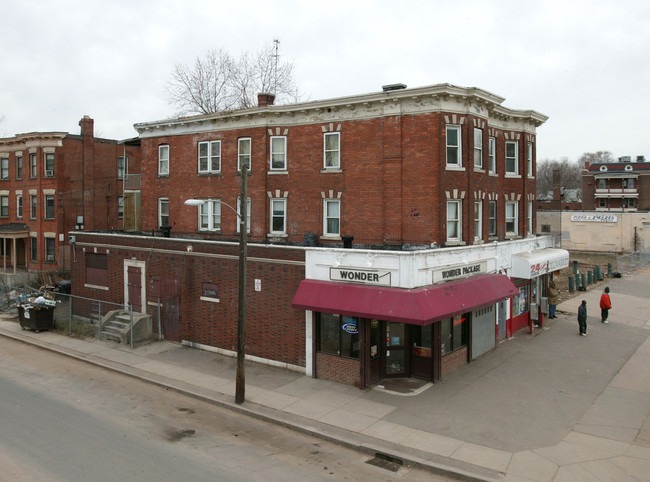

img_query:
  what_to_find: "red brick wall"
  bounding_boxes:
[72,232,307,367]
[316,352,361,387]
[441,346,468,377]
[138,112,536,248]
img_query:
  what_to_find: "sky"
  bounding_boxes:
[1,0,649,162]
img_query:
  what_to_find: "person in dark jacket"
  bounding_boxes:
[600,286,612,324]
[547,280,559,318]
[577,300,588,336]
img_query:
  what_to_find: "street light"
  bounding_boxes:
[184,166,248,404]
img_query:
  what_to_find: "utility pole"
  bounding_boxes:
[235,161,248,404]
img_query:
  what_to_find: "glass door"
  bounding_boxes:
[385,321,407,377]
[411,324,433,379]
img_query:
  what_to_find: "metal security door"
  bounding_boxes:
[127,266,142,313]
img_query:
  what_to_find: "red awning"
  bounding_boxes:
[292,273,518,326]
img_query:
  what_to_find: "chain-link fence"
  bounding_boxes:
[616,248,650,274]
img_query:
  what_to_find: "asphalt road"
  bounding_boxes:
[0,337,441,481]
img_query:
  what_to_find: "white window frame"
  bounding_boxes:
[118,195,124,219]
[488,137,496,173]
[488,200,497,236]
[118,156,127,179]
[198,199,221,231]
[0,195,8,217]
[270,136,287,171]
[446,125,462,167]
[44,152,55,176]
[323,132,340,169]
[236,197,251,233]
[16,155,22,180]
[29,153,37,178]
[158,197,169,228]
[270,198,287,234]
[446,200,462,242]
[158,145,169,176]
[30,195,37,219]
[16,194,22,218]
[527,201,533,234]
[474,200,482,240]
[238,138,251,173]
[473,128,483,169]
[323,199,341,237]
[0,158,8,179]
[527,142,533,177]
[198,140,221,174]
[505,141,518,175]
[505,201,518,236]
[44,194,55,219]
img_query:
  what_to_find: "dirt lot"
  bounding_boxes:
[553,251,618,304]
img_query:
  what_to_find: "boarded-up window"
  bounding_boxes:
[86,253,108,287]
[202,282,219,300]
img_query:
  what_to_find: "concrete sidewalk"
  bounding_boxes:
[2,269,650,480]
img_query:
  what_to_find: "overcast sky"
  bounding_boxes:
[1,0,648,162]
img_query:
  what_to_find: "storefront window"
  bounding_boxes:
[512,285,529,316]
[317,313,360,359]
[412,325,432,358]
[441,314,467,355]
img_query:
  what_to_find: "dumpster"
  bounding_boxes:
[18,305,55,333]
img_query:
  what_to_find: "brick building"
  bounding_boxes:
[74,84,566,388]
[582,156,650,211]
[0,116,140,279]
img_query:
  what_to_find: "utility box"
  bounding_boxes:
[530,302,539,321]
[540,297,549,314]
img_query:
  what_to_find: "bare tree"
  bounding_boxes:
[167,43,299,116]
[577,151,615,167]
[536,157,583,197]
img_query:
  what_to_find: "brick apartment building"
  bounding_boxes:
[74,84,566,388]
[582,156,650,211]
[0,116,140,279]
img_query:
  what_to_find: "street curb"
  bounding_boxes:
[0,324,502,481]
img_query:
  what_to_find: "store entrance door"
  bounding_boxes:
[411,324,433,379]
[384,321,407,377]
[368,319,382,385]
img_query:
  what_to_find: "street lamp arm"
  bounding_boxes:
[184,198,242,221]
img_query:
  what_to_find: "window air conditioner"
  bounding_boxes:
[45,170,54,177]
[46,254,55,261]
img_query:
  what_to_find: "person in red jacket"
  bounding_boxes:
[600,287,612,324]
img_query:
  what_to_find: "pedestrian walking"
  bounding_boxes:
[577,300,588,336]
[600,286,612,324]
[547,280,559,318]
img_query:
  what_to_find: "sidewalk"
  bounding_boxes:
[2,269,650,481]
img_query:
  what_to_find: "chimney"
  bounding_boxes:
[257,93,275,107]
[79,115,94,138]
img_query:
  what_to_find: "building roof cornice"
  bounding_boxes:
[134,83,548,138]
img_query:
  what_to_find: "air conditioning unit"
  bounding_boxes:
[46,254,55,261]
[45,170,54,177]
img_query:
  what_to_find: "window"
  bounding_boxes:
[488,137,496,173]
[30,238,37,261]
[198,199,221,231]
[201,282,219,301]
[270,136,286,170]
[506,201,518,235]
[505,141,518,174]
[324,132,340,169]
[16,155,22,179]
[16,195,22,218]
[473,128,482,168]
[270,198,286,234]
[236,197,251,233]
[474,200,482,240]
[489,200,497,236]
[598,179,606,189]
[541,224,551,233]
[317,312,359,359]
[45,237,55,262]
[512,285,529,317]
[118,196,124,219]
[30,195,37,218]
[446,125,461,166]
[158,198,169,227]
[446,200,461,241]
[0,157,8,179]
[118,156,126,179]
[238,138,251,172]
[441,314,468,355]
[158,145,169,176]
[527,142,533,176]
[45,153,55,175]
[30,153,37,178]
[598,198,607,208]
[528,201,533,234]
[624,178,635,189]
[198,141,221,173]
[323,199,340,236]
[44,194,55,219]
[0,196,8,217]
[86,253,108,287]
